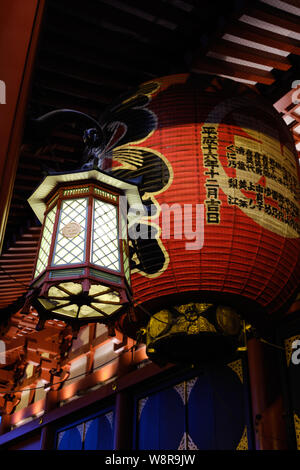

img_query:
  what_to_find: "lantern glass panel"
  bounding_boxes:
[34,205,57,279]
[91,199,120,271]
[52,198,88,266]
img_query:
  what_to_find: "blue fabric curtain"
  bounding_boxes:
[84,413,114,450]
[57,425,83,450]
[57,410,114,450]
[137,360,249,450]
[138,382,185,449]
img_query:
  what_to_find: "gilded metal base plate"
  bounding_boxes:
[145,302,242,365]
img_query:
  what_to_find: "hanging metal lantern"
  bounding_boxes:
[26,168,144,325]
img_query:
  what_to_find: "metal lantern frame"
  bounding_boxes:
[27,168,144,325]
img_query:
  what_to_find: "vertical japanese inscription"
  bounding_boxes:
[201,125,221,224]
[225,132,300,236]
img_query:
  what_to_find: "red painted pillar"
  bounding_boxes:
[0,0,46,253]
[0,413,11,435]
[113,390,134,450]
[247,337,288,449]
[39,390,59,450]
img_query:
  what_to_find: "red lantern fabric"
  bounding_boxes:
[109,74,300,317]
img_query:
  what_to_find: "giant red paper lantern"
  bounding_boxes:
[103,74,300,361]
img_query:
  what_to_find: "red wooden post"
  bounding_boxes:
[0,0,46,253]
[247,337,288,450]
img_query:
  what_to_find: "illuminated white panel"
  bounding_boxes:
[93,341,116,370]
[240,14,300,41]
[217,74,257,85]
[260,0,300,17]
[66,356,87,386]
[14,390,31,412]
[71,325,90,352]
[223,33,290,57]
[294,106,300,116]
[283,115,296,125]
[34,205,57,278]
[92,199,120,271]
[52,198,88,266]
[294,124,300,134]
[34,380,47,402]
[207,51,273,71]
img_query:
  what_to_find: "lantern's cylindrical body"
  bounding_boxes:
[109,74,300,327]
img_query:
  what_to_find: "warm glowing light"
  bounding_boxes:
[27,170,144,323]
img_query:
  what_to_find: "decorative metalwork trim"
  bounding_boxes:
[174,382,185,405]
[76,423,85,442]
[94,187,118,202]
[236,426,248,450]
[294,413,300,449]
[177,432,199,450]
[49,268,85,279]
[63,187,90,196]
[138,397,149,421]
[84,419,93,435]
[227,359,243,384]
[57,431,65,448]
[106,411,114,429]
[186,377,198,401]
[198,315,216,333]
[90,268,121,284]
[177,432,187,450]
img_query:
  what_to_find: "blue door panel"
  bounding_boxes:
[57,426,83,450]
[138,385,185,450]
[84,414,114,450]
[188,376,215,449]
[136,359,251,450]
[210,367,245,449]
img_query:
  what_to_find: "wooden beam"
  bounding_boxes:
[48,0,185,53]
[7,247,37,253]
[227,20,300,55]
[0,283,30,290]
[192,56,275,85]
[0,287,27,293]
[245,1,300,35]
[0,276,31,284]
[1,252,36,259]
[0,264,33,272]
[0,291,26,298]
[210,39,291,71]
[37,58,130,92]
[0,277,31,287]
[0,266,33,272]
[282,0,300,7]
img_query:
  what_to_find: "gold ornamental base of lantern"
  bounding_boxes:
[144,303,244,366]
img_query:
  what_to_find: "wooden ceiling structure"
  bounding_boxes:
[0,0,299,402]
